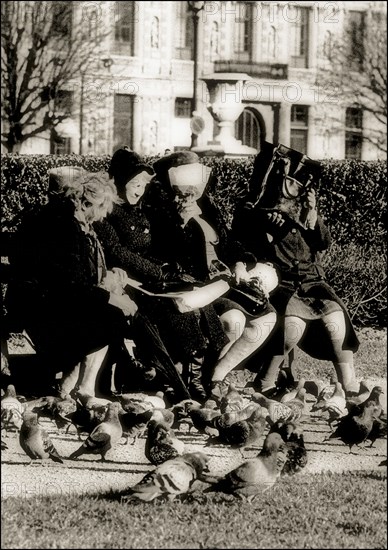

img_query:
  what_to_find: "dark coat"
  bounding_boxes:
[231,203,360,361]
[94,202,229,363]
[144,188,273,319]
[5,199,130,372]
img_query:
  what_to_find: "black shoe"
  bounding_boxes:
[185,356,207,404]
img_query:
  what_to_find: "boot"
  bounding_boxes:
[186,356,207,404]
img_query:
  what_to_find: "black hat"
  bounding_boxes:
[108,148,154,189]
[248,142,321,207]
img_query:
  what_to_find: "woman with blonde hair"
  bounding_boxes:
[5,168,138,397]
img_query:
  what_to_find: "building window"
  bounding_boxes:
[174,2,194,60]
[233,2,253,61]
[348,11,365,69]
[290,105,309,152]
[51,2,72,37]
[345,106,363,159]
[113,1,135,55]
[290,6,309,68]
[113,94,134,152]
[235,108,262,150]
[175,98,192,118]
[50,131,71,154]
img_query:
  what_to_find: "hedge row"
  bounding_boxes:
[1,154,386,248]
[1,153,387,326]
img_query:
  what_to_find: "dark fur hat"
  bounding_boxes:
[108,148,154,189]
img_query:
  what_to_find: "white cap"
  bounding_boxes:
[168,163,212,196]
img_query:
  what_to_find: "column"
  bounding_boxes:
[278,102,291,146]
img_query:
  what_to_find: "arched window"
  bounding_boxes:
[234,108,263,150]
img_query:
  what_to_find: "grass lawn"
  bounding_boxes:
[2,470,387,549]
[2,328,386,549]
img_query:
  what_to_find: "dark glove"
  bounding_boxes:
[160,262,196,283]
[160,262,182,281]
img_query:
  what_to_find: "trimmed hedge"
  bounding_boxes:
[1,153,386,327]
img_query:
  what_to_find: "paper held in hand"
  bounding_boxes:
[125,277,230,313]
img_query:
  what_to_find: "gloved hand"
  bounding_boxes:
[160,262,183,281]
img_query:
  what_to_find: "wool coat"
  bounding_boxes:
[231,202,360,361]
[5,198,131,373]
[94,202,229,365]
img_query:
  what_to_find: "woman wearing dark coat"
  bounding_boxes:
[142,151,277,394]
[5,169,137,397]
[231,142,360,396]
[94,149,228,402]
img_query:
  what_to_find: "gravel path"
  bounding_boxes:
[1,377,386,500]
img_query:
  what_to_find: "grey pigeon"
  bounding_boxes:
[19,412,63,463]
[69,402,122,461]
[145,420,185,466]
[122,451,210,502]
[204,433,288,500]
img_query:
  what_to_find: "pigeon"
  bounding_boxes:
[32,394,77,430]
[345,379,371,410]
[118,405,153,444]
[269,421,308,475]
[219,383,245,413]
[328,401,381,451]
[319,382,347,427]
[1,384,25,431]
[118,392,166,411]
[69,402,123,461]
[208,379,232,406]
[346,386,384,419]
[204,433,288,500]
[145,420,185,466]
[74,391,112,409]
[150,408,175,428]
[19,412,63,463]
[122,451,210,502]
[311,386,335,412]
[366,413,387,448]
[280,378,306,404]
[282,388,308,422]
[185,401,221,436]
[209,403,267,448]
[249,392,293,424]
[66,401,108,438]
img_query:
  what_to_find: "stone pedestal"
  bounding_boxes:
[195,73,257,157]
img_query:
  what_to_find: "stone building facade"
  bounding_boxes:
[11,1,386,159]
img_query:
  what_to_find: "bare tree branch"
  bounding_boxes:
[1,1,111,152]
[316,7,387,153]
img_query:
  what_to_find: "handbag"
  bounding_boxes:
[228,277,269,316]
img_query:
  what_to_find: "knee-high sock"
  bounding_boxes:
[59,363,81,395]
[212,312,276,382]
[333,350,358,393]
[77,346,109,396]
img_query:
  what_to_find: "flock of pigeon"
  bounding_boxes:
[1,376,387,502]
